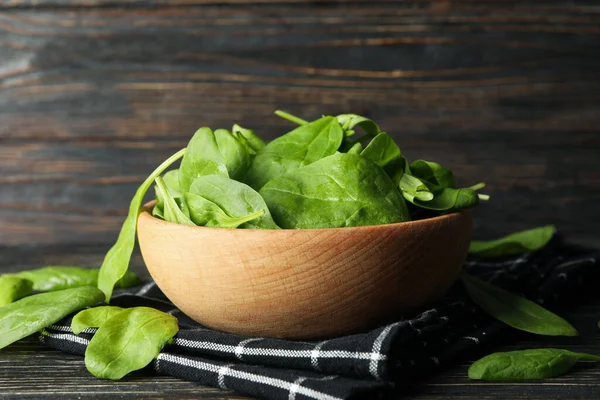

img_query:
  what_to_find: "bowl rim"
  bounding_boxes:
[140,200,472,233]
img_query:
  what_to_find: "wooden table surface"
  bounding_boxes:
[1,1,599,399]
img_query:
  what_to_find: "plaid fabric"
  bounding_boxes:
[40,234,598,400]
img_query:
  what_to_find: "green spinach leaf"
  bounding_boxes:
[155,177,195,225]
[153,169,188,220]
[85,307,179,380]
[71,306,124,335]
[461,273,578,337]
[468,348,600,381]
[98,148,186,303]
[232,124,266,154]
[188,175,279,229]
[0,287,104,349]
[10,267,139,292]
[412,187,478,211]
[185,192,265,228]
[244,116,344,190]
[409,159,457,190]
[0,276,33,307]
[215,128,251,181]
[360,132,402,169]
[178,128,228,193]
[260,152,411,228]
[399,173,435,202]
[469,225,556,258]
[347,142,363,154]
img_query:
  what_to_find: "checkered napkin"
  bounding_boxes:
[40,234,598,400]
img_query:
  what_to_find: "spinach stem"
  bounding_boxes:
[470,182,486,191]
[478,194,490,201]
[274,110,308,126]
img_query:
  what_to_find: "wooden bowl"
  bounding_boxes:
[137,201,472,339]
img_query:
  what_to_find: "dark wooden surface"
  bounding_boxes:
[1,245,599,400]
[1,1,600,399]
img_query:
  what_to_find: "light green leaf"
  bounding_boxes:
[178,128,228,192]
[232,124,266,154]
[0,287,104,349]
[461,273,578,337]
[0,276,33,307]
[97,148,186,303]
[85,307,179,380]
[215,128,251,181]
[188,175,279,229]
[260,152,411,228]
[469,348,600,381]
[155,177,195,226]
[185,192,265,229]
[71,306,124,335]
[10,267,139,292]
[360,132,402,169]
[245,116,344,190]
[409,159,456,191]
[469,226,556,258]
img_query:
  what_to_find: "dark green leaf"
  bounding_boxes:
[71,306,124,335]
[260,152,411,228]
[85,307,179,380]
[245,116,344,190]
[98,148,185,303]
[461,273,578,336]
[468,348,600,381]
[1,287,104,349]
[0,276,33,307]
[469,225,556,258]
[178,128,228,192]
[188,175,279,229]
[10,267,140,292]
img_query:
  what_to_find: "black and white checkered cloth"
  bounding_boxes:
[40,234,598,400]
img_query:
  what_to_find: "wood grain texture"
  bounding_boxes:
[1,244,599,399]
[138,204,472,338]
[1,2,599,246]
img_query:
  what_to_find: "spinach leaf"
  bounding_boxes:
[85,307,179,380]
[0,276,33,307]
[260,152,411,228]
[10,267,140,292]
[412,187,478,211]
[360,132,402,169]
[244,116,344,190]
[155,177,195,226]
[336,114,382,140]
[185,192,265,228]
[98,148,186,303]
[461,273,578,336]
[347,142,363,154]
[400,173,435,202]
[178,128,228,193]
[232,124,266,154]
[153,169,188,220]
[409,159,456,190]
[71,306,124,335]
[188,175,279,229]
[469,225,556,258]
[215,128,251,181]
[468,348,600,381]
[0,287,104,349]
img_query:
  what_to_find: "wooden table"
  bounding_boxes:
[1,1,599,399]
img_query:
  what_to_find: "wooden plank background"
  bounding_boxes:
[1,1,599,249]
